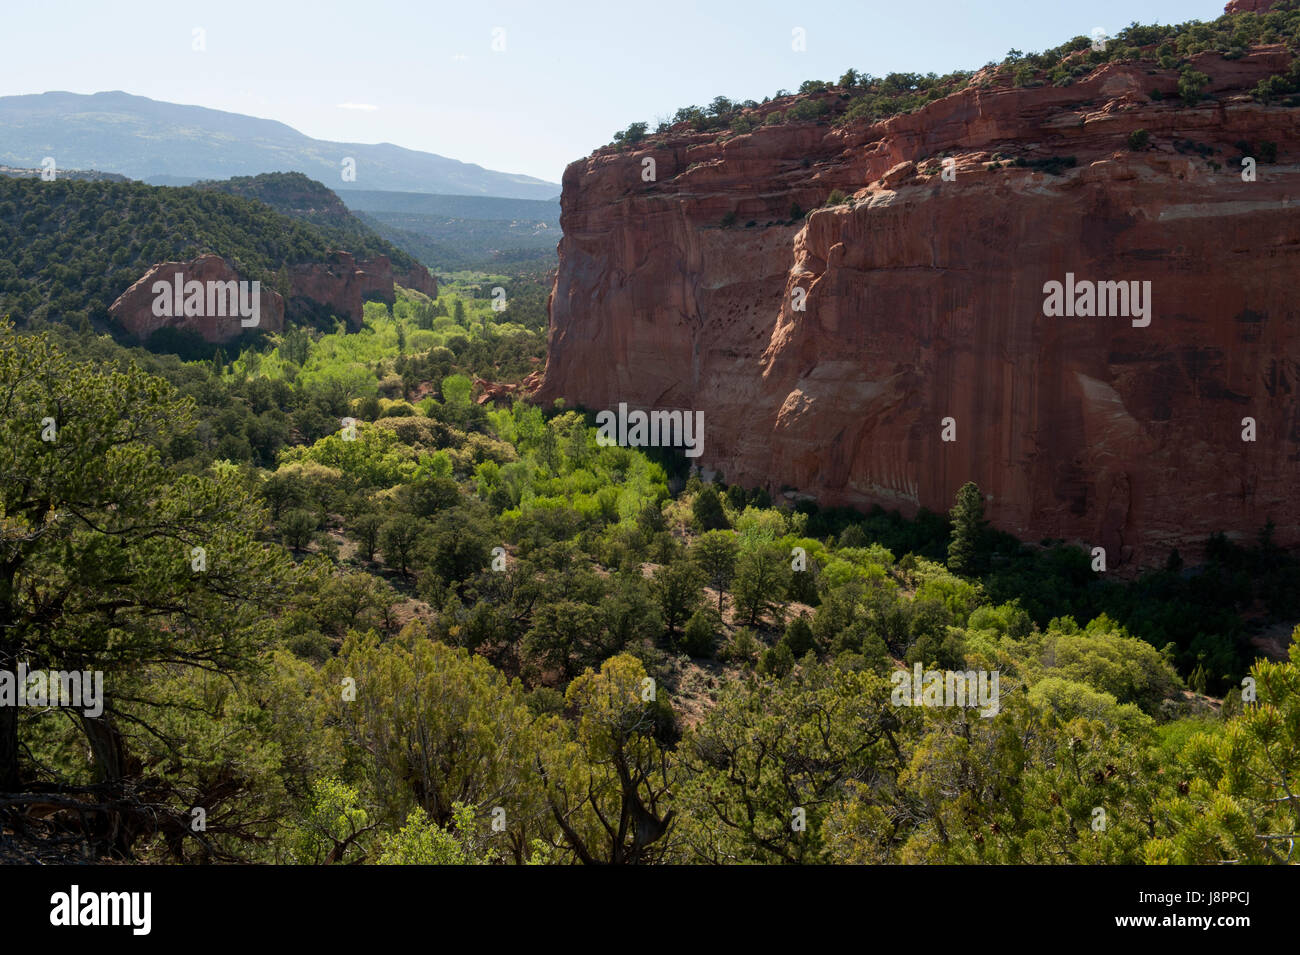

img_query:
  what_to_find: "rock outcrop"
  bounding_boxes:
[1225,0,1280,14]
[289,251,390,330]
[288,252,436,327]
[396,265,438,298]
[109,254,284,343]
[112,249,437,343]
[475,370,543,407]
[537,42,1300,568]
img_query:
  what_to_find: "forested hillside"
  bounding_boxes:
[0,176,413,331]
[192,172,421,272]
[355,210,559,272]
[340,189,562,273]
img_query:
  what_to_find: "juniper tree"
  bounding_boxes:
[947,481,986,576]
[0,322,296,805]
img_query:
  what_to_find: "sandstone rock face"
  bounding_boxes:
[109,254,284,343]
[474,377,519,407]
[288,250,392,330]
[476,370,543,407]
[537,51,1300,569]
[287,251,439,328]
[114,250,437,341]
[1225,0,1280,14]
[356,253,395,304]
[396,265,438,299]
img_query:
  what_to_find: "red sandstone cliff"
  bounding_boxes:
[396,265,438,298]
[1226,0,1280,13]
[112,250,437,343]
[537,40,1300,567]
[289,251,389,330]
[289,252,436,328]
[110,254,284,343]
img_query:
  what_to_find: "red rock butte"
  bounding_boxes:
[110,254,285,342]
[110,251,436,343]
[536,37,1300,568]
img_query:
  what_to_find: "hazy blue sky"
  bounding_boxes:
[2,1,1229,185]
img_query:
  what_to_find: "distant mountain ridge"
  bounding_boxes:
[0,91,560,200]
[339,190,560,219]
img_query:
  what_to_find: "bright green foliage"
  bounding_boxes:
[6,170,1299,868]
[1146,641,1300,864]
[281,423,418,490]
[1033,617,1183,714]
[283,777,372,865]
[375,803,496,865]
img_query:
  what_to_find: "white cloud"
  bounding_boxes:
[336,102,379,111]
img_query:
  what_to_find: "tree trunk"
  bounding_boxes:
[0,701,19,792]
[0,563,20,792]
[0,631,19,791]
[81,707,140,856]
[83,710,128,786]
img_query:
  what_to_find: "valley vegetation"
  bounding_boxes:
[2,281,1297,865]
